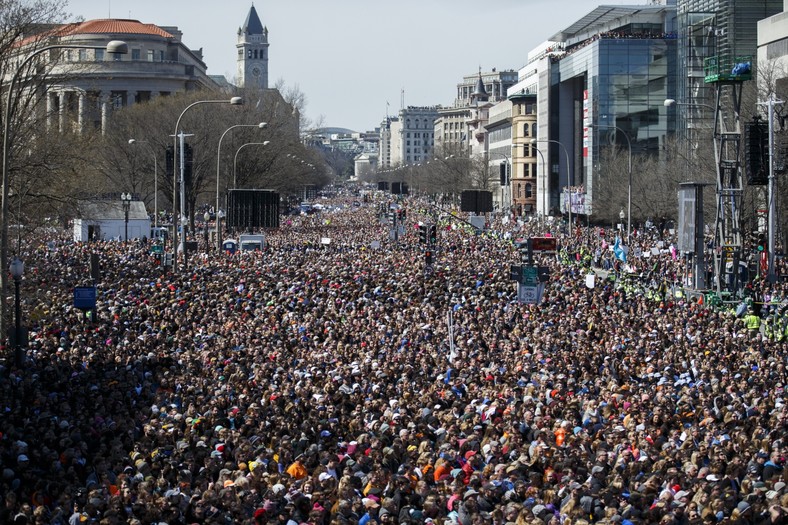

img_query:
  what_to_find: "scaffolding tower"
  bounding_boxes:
[704,56,752,294]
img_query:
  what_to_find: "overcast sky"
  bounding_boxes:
[65,0,626,132]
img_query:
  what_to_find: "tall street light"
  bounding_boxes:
[172,97,243,272]
[9,256,24,368]
[532,139,572,234]
[664,98,715,182]
[531,144,548,219]
[120,193,132,241]
[216,122,266,250]
[233,141,270,188]
[1,40,128,338]
[128,139,158,228]
[588,124,632,243]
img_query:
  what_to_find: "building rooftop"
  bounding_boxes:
[59,19,174,38]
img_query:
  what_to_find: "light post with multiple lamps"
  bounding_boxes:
[120,193,132,241]
[128,139,158,228]
[216,122,266,250]
[171,97,243,272]
[588,124,632,243]
[233,141,270,189]
[9,256,24,368]
[0,40,128,338]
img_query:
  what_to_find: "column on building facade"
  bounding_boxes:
[46,92,56,131]
[77,91,86,133]
[100,91,110,135]
[58,90,68,133]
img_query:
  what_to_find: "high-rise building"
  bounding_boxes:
[237,4,269,89]
[529,3,679,216]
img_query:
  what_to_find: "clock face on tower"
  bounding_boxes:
[251,65,262,78]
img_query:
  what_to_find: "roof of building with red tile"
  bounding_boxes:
[59,19,174,38]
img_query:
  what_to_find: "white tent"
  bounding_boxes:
[73,201,151,241]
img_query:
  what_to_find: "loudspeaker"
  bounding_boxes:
[745,121,768,185]
[460,190,493,213]
[227,189,280,229]
[391,182,409,195]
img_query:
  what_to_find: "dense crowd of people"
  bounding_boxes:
[0,190,786,525]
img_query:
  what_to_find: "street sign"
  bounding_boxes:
[517,282,546,305]
[74,286,97,310]
[531,237,557,253]
[517,284,539,304]
[522,266,539,285]
[151,245,164,254]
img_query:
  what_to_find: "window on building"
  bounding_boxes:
[159,51,165,62]
[523,123,530,137]
[517,184,522,198]
[248,50,252,58]
[79,49,87,61]
[525,183,533,198]
[95,49,104,61]
[131,49,141,60]
[531,123,537,137]
[147,50,154,62]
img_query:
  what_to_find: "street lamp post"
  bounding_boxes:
[588,124,632,243]
[0,40,128,338]
[532,144,547,219]
[233,141,270,188]
[9,256,24,368]
[120,193,132,241]
[216,123,266,250]
[664,99,715,182]
[532,139,572,233]
[172,97,243,272]
[128,139,158,228]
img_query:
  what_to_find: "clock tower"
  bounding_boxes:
[237,4,269,89]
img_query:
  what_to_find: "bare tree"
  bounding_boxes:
[0,0,77,341]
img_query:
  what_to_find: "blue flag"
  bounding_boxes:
[613,237,627,263]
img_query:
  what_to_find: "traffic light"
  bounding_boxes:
[419,224,428,244]
[166,145,174,178]
[398,209,406,221]
[756,232,766,252]
[183,143,194,189]
[499,162,507,185]
[425,250,434,266]
[429,225,437,245]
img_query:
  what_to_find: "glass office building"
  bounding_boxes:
[547,31,677,214]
